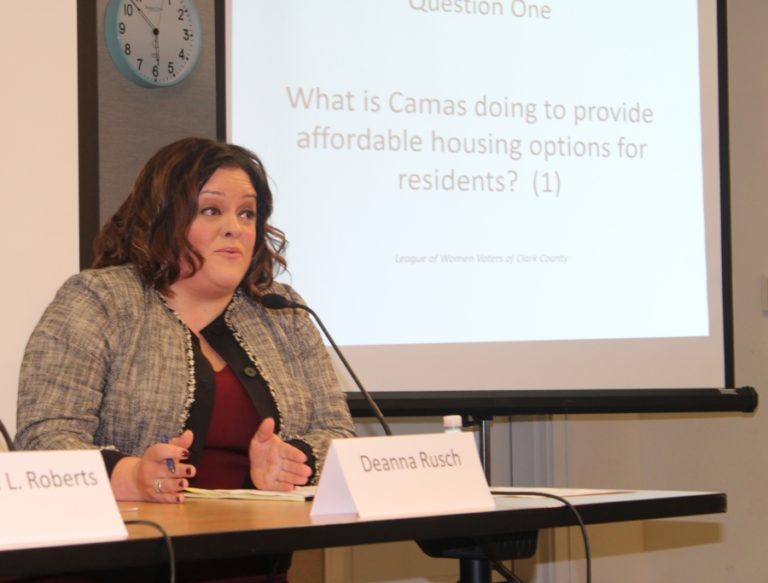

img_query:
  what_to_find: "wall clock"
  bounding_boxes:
[104,0,202,88]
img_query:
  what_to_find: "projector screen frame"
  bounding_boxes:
[345,386,757,418]
[216,0,753,416]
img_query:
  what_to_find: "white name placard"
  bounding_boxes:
[0,450,127,550]
[311,432,495,519]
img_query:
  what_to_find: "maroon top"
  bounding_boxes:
[182,366,290,581]
[193,365,261,489]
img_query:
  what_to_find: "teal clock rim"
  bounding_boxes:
[104,0,202,89]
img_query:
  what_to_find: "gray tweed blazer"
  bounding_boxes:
[15,265,356,476]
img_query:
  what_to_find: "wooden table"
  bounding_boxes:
[0,489,726,578]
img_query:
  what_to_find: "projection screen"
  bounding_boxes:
[226,0,732,396]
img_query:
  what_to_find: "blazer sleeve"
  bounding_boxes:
[277,287,357,479]
[15,274,114,453]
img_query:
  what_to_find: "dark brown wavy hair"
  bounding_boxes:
[92,137,287,298]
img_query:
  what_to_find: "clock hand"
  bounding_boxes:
[129,0,157,32]
[153,30,160,64]
[155,0,165,65]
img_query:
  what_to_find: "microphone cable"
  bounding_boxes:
[3,428,176,581]
[261,293,392,436]
[0,418,15,451]
[492,490,591,583]
[124,519,176,583]
[491,560,526,583]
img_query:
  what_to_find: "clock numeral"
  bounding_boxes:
[178,49,186,60]
[183,29,191,41]
[124,43,131,56]
[123,4,133,16]
[153,64,159,79]
[119,22,126,34]
[137,58,143,70]
[178,8,185,21]
[168,61,175,75]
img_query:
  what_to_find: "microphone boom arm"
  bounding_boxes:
[296,304,391,436]
[261,294,391,436]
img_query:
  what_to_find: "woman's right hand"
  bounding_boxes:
[110,430,196,503]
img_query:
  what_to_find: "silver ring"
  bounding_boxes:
[153,478,163,494]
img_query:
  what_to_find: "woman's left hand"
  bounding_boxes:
[249,417,312,491]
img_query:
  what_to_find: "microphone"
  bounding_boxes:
[261,293,392,436]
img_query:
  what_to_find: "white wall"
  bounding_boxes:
[0,0,80,436]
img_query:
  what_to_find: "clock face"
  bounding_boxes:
[104,0,202,88]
